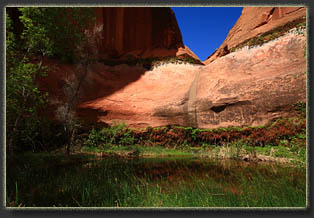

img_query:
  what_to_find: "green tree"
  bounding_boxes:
[18,7,94,62]
[6,13,48,156]
[6,7,95,157]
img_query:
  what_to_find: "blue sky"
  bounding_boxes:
[171,7,243,61]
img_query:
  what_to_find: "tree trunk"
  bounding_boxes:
[66,128,77,156]
[64,61,89,156]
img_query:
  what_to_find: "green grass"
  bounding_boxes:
[6,153,306,207]
[7,115,306,207]
[81,144,195,157]
[137,170,305,207]
[79,138,306,166]
[79,138,306,167]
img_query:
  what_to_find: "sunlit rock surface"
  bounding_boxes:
[204,7,306,64]
[38,7,306,129]
[75,31,306,128]
[195,32,306,128]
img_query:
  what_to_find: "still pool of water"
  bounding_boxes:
[6,155,306,207]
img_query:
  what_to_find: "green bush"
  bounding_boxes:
[85,128,100,147]
[85,122,135,148]
[293,101,306,114]
[119,130,135,146]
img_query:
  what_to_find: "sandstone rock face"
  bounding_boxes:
[204,7,306,64]
[77,63,201,128]
[74,30,306,129]
[92,7,187,59]
[195,32,306,128]
[39,7,306,129]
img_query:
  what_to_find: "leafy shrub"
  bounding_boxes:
[85,122,135,148]
[119,129,135,146]
[293,101,306,115]
[85,128,101,147]
[84,114,306,157]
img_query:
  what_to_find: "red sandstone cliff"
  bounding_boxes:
[204,7,306,64]
[92,7,196,60]
[77,31,306,128]
[37,7,306,129]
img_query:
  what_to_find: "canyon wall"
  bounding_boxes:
[77,30,306,128]
[92,7,194,59]
[204,7,306,64]
[38,7,307,129]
